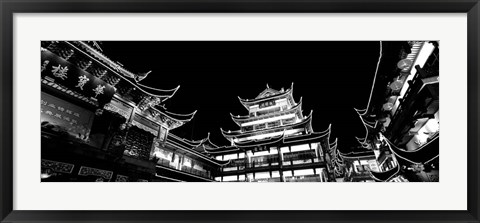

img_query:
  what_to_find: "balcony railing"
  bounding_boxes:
[285,175,321,182]
[156,158,212,179]
[222,151,322,172]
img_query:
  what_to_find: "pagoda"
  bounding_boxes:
[204,84,341,182]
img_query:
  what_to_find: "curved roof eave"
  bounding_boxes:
[238,82,294,106]
[221,110,313,138]
[137,83,180,100]
[338,149,376,159]
[369,163,400,182]
[65,41,179,99]
[168,134,205,148]
[151,106,197,122]
[204,145,241,154]
[283,123,331,144]
[354,41,384,117]
[386,134,439,165]
[329,138,338,148]
[232,131,285,148]
[231,97,304,124]
[354,109,378,145]
[165,138,230,166]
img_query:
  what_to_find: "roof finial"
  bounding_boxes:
[266,83,270,89]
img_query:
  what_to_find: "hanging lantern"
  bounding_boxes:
[95,109,103,116]
[397,59,413,70]
[382,103,394,111]
[389,80,404,91]
[382,96,397,111]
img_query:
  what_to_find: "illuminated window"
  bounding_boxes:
[256,123,266,130]
[283,117,295,125]
[294,169,315,176]
[222,175,238,182]
[267,121,281,128]
[238,175,246,181]
[242,126,253,132]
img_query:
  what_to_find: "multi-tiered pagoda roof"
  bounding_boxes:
[221,110,313,138]
[230,97,303,126]
[237,83,296,109]
[221,83,313,141]
[205,84,336,156]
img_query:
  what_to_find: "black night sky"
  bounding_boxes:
[99,41,380,149]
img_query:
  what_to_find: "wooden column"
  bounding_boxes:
[277,145,284,182]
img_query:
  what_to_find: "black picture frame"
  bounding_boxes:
[1,1,479,222]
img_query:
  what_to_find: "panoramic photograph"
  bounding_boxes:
[40,41,439,182]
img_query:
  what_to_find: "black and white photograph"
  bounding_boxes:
[40,41,439,183]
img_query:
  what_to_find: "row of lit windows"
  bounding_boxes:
[153,147,211,178]
[222,151,323,172]
[215,143,322,161]
[216,168,327,182]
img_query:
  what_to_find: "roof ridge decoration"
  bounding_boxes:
[355,41,383,117]
[238,82,294,110]
[199,132,221,149]
[255,83,280,99]
[86,41,103,52]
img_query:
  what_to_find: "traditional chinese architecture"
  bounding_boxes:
[345,41,439,182]
[40,41,228,182]
[205,84,342,182]
[339,147,378,182]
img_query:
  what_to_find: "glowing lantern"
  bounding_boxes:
[389,80,404,91]
[397,59,413,70]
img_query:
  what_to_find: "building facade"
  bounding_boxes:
[40,41,228,182]
[203,84,342,182]
[344,41,439,182]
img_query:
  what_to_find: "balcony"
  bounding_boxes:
[387,65,439,145]
[285,174,321,182]
[155,158,213,180]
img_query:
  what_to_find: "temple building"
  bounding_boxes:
[42,41,437,183]
[40,41,228,182]
[204,84,342,182]
[341,41,439,182]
